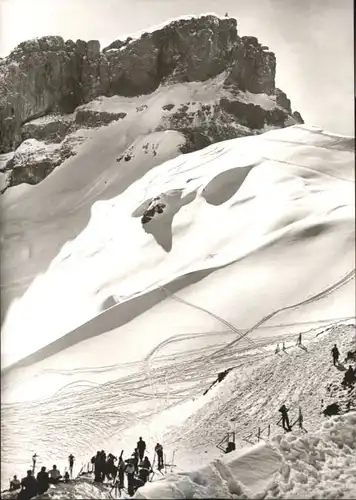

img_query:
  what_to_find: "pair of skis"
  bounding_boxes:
[149,451,176,482]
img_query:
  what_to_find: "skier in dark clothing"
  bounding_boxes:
[90,455,96,473]
[279,404,292,432]
[137,437,146,461]
[155,443,164,470]
[31,455,37,475]
[138,456,151,484]
[331,344,340,365]
[117,456,126,487]
[296,333,302,346]
[94,451,103,482]
[36,467,49,495]
[125,462,135,496]
[68,454,75,477]
[18,470,38,500]
[10,475,21,491]
[132,449,139,473]
[100,451,107,482]
[105,453,117,480]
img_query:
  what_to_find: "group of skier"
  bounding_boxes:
[6,335,355,499]
[8,454,75,500]
[89,438,165,497]
[277,342,355,433]
[331,344,356,387]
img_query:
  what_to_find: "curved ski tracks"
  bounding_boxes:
[143,268,355,362]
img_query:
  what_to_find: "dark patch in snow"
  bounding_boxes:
[201,165,255,206]
[323,402,341,417]
[298,223,330,239]
[162,104,175,111]
[141,190,196,252]
[101,295,118,311]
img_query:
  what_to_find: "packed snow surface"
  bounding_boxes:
[1,123,355,495]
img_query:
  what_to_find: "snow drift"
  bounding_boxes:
[135,412,356,499]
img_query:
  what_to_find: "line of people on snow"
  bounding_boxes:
[88,438,165,497]
[275,339,356,389]
[8,454,75,500]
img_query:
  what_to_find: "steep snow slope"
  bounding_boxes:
[0,73,286,316]
[2,324,355,495]
[1,124,354,371]
[1,123,354,490]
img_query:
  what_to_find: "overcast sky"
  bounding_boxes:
[0,0,353,135]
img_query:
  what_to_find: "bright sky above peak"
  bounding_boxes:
[0,0,353,135]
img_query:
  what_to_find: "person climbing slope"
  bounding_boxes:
[279,404,292,432]
[331,344,340,365]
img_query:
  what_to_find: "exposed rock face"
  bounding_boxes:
[0,16,300,152]
[1,135,85,192]
[20,114,74,145]
[0,15,303,190]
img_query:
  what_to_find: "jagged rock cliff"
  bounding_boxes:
[0,15,303,191]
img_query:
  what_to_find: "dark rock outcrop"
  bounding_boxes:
[0,15,301,153]
[1,135,85,191]
[19,114,74,145]
[74,108,127,127]
[0,15,303,191]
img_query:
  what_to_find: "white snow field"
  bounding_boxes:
[1,122,355,496]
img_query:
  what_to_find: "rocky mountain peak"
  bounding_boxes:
[0,15,303,192]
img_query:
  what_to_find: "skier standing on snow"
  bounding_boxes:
[279,404,292,432]
[155,443,164,470]
[296,333,302,346]
[331,344,340,366]
[36,467,49,495]
[94,451,103,482]
[48,465,62,484]
[9,475,21,491]
[18,470,38,500]
[117,456,126,487]
[132,449,139,473]
[125,462,135,496]
[137,437,146,461]
[68,454,75,478]
[138,456,151,484]
[31,454,37,474]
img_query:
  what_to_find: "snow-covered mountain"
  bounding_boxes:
[1,13,355,500]
[0,14,303,192]
[1,121,355,494]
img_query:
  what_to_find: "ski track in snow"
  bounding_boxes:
[1,124,355,495]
